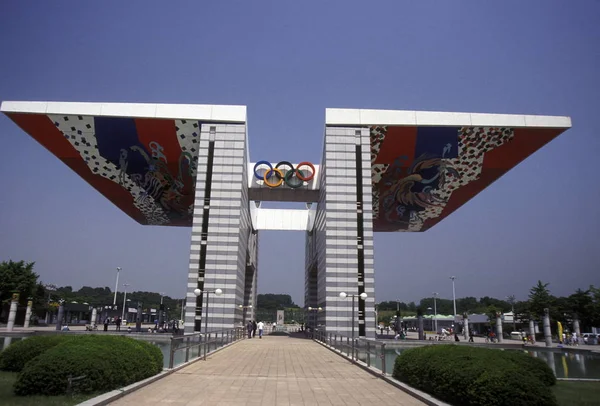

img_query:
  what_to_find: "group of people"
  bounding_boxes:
[246,320,265,338]
[103,316,123,331]
[560,332,579,346]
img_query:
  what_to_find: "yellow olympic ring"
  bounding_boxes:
[263,168,283,188]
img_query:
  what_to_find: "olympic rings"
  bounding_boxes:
[253,161,315,188]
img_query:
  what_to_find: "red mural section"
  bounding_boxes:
[370,125,567,232]
[5,113,202,226]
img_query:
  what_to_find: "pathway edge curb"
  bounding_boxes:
[314,339,450,406]
[76,338,244,406]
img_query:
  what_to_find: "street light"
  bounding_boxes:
[113,267,121,305]
[238,304,253,326]
[43,283,57,324]
[121,283,130,322]
[193,288,223,333]
[450,276,457,317]
[506,295,516,331]
[427,307,433,331]
[158,292,166,327]
[339,291,368,360]
[307,306,323,338]
[433,292,439,333]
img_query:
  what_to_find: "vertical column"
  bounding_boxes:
[185,123,250,333]
[495,313,503,343]
[320,126,375,337]
[23,299,33,329]
[6,293,19,332]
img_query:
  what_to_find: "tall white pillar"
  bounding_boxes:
[91,308,98,325]
[23,299,33,328]
[529,319,536,341]
[6,293,19,332]
[495,313,503,343]
[55,303,65,331]
[543,308,552,347]
[573,315,581,336]
[463,313,470,341]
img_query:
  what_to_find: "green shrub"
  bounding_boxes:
[0,335,70,372]
[13,335,163,396]
[501,349,556,386]
[393,345,557,406]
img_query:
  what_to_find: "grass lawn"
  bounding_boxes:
[553,380,600,406]
[0,371,97,406]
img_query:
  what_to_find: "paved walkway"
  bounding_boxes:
[109,335,425,406]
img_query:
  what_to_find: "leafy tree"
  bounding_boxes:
[565,288,594,330]
[528,280,553,319]
[257,294,298,310]
[0,260,39,304]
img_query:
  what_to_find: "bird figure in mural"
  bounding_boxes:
[392,155,459,209]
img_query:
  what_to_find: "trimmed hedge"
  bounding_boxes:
[13,335,163,396]
[0,335,70,372]
[393,345,557,406]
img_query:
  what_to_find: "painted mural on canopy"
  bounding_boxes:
[370,125,564,232]
[6,113,206,226]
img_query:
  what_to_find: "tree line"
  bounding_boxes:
[0,260,184,322]
[377,280,600,332]
[2,260,598,331]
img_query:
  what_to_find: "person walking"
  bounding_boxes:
[252,320,257,338]
[247,320,253,339]
[258,321,265,339]
[103,317,109,332]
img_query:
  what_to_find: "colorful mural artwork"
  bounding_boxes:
[5,113,207,226]
[4,108,568,232]
[370,125,567,232]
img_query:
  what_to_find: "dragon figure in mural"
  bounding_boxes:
[382,144,460,225]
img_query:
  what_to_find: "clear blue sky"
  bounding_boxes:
[1,1,598,307]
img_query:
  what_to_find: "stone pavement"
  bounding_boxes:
[109,335,425,406]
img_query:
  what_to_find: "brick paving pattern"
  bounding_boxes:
[109,335,425,406]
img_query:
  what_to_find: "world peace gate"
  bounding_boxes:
[0,101,571,336]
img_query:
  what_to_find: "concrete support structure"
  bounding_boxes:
[529,319,536,341]
[185,122,256,333]
[573,315,581,337]
[91,307,98,325]
[305,127,374,337]
[136,303,143,332]
[463,313,470,341]
[418,315,424,340]
[55,303,65,331]
[495,313,503,343]
[543,308,552,347]
[23,300,33,328]
[6,294,19,332]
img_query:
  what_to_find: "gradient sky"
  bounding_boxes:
[1,1,598,307]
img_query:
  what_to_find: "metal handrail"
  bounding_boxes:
[312,330,388,375]
[168,327,245,368]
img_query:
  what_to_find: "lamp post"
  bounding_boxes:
[506,295,516,331]
[339,292,368,360]
[307,306,322,338]
[450,276,457,317]
[113,267,121,306]
[121,283,130,322]
[427,307,433,331]
[43,283,57,324]
[193,288,223,333]
[433,292,439,333]
[239,304,253,326]
[158,292,165,328]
